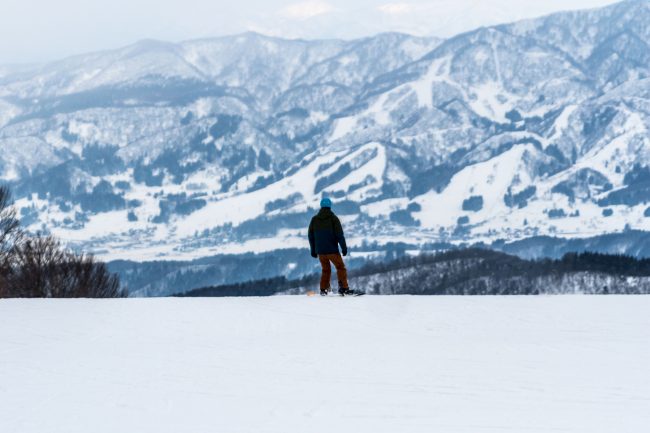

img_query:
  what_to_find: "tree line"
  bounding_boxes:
[0,186,124,298]
[180,248,650,297]
[347,249,650,295]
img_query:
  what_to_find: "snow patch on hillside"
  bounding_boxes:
[176,148,348,237]
[412,57,451,108]
[331,116,358,141]
[415,144,537,228]
[0,99,19,128]
[468,82,513,123]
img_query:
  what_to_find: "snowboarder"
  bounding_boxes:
[308,198,353,296]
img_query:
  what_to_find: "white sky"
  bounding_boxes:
[1,0,621,64]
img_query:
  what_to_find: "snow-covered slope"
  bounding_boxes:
[1,1,650,261]
[1,296,649,433]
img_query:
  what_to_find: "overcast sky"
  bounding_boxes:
[1,0,620,64]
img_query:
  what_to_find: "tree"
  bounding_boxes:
[0,186,23,297]
[0,185,124,298]
[8,235,124,298]
[9,235,65,298]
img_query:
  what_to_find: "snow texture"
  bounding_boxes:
[1,296,649,433]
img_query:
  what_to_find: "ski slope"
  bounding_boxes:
[1,296,649,433]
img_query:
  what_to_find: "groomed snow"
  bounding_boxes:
[1,296,649,433]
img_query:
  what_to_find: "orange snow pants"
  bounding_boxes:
[318,253,349,290]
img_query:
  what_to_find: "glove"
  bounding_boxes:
[341,247,348,257]
[311,251,317,258]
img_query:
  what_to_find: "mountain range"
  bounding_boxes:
[1,0,649,278]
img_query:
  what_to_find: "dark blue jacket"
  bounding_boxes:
[308,208,347,255]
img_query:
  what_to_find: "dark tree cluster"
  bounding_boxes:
[177,274,320,298]
[182,248,650,297]
[0,186,124,298]
[345,249,650,296]
[0,186,23,296]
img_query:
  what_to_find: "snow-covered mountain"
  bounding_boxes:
[1,0,649,262]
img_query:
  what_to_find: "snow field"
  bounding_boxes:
[1,295,649,433]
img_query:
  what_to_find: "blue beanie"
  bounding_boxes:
[320,197,332,208]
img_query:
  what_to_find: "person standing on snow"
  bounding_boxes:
[308,198,353,296]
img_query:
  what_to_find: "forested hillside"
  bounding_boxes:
[180,248,650,296]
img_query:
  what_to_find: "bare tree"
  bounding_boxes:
[1,185,123,298]
[9,235,65,297]
[0,185,23,297]
[60,250,124,298]
[8,234,124,298]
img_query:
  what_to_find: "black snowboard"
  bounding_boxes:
[339,290,365,297]
[309,290,365,297]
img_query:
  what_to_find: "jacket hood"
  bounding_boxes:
[316,207,334,219]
